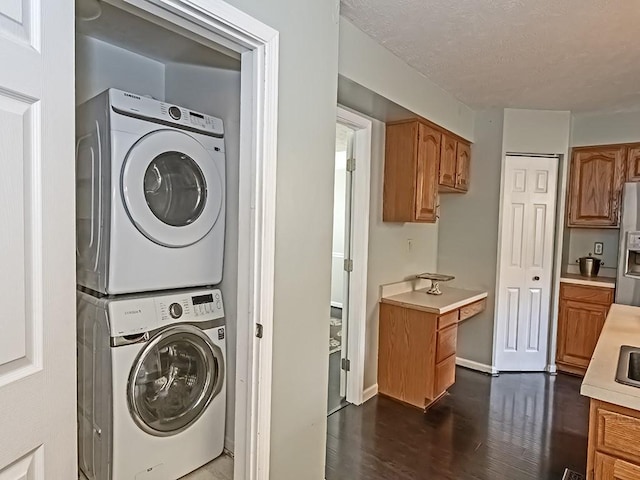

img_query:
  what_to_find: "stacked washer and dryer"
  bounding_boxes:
[76,89,228,480]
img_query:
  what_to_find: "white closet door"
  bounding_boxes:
[0,0,76,478]
[495,155,559,371]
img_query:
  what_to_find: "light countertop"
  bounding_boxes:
[560,273,616,289]
[581,304,640,410]
[381,285,488,315]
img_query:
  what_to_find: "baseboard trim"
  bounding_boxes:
[362,384,378,403]
[546,364,557,374]
[456,357,499,375]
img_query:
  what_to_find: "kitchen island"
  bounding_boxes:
[378,279,488,410]
[581,304,640,479]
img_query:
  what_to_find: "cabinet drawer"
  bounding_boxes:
[561,284,614,306]
[459,298,486,321]
[436,324,458,363]
[594,451,640,480]
[437,310,459,330]
[595,406,640,464]
[434,354,456,397]
[436,324,457,364]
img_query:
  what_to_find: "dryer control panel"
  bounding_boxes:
[109,88,224,138]
[108,288,224,337]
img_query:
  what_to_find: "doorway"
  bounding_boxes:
[326,107,373,416]
[494,155,559,371]
[71,1,278,480]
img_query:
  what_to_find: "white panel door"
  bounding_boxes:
[495,156,559,371]
[0,0,76,478]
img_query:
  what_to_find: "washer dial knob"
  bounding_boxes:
[168,106,182,120]
[169,302,183,319]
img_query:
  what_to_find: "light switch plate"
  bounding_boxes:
[594,242,604,255]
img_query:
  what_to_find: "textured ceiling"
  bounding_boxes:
[341,0,640,113]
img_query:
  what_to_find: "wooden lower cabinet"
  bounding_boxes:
[594,452,640,480]
[556,284,613,376]
[378,299,485,409]
[588,400,640,479]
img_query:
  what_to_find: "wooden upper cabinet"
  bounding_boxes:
[567,146,626,228]
[627,145,640,182]
[383,120,440,223]
[455,142,470,191]
[383,119,471,223]
[438,134,457,188]
[415,124,441,222]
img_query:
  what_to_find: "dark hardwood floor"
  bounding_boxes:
[326,368,589,480]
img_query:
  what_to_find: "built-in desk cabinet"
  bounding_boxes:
[377,299,486,410]
[383,119,472,223]
[556,283,614,376]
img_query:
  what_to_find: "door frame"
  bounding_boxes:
[336,106,371,405]
[114,1,278,478]
[492,153,561,373]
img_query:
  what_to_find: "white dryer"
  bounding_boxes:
[76,89,226,295]
[77,287,226,480]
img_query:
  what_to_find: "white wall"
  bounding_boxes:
[572,110,640,146]
[503,109,572,154]
[338,17,475,141]
[219,1,340,478]
[165,63,241,453]
[75,35,165,104]
[438,110,504,367]
[363,118,439,388]
[566,229,619,276]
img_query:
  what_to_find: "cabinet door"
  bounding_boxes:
[378,303,437,408]
[568,146,626,227]
[455,142,471,191]
[594,452,640,480]
[415,123,441,222]
[557,299,608,370]
[438,134,457,188]
[627,145,640,182]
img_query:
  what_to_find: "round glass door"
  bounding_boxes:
[121,129,223,247]
[144,152,207,227]
[128,325,224,436]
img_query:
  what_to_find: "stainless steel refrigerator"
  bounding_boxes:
[616,182,640,305]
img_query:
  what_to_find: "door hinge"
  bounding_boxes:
[346,157,356,172]
[341,358,351,371]
[343,258,353,272]
[255,323,263,338]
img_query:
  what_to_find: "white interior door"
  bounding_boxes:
[339,125,355,399]
[0,0,77,478]
[495,155,559,371]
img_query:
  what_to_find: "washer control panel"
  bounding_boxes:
[108,288,224,337]
[157,288,224,324]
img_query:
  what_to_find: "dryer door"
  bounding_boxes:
[121,129,223,247]
[128,325,224,437]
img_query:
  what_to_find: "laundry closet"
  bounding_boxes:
[75,1,241,478]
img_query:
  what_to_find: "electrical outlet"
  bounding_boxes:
[594,242,604,255]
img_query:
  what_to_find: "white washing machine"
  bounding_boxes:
[76,88,226,295]
[77,287,226,480]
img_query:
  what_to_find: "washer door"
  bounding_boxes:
[121,130,223,247]
[127,325,224,437]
